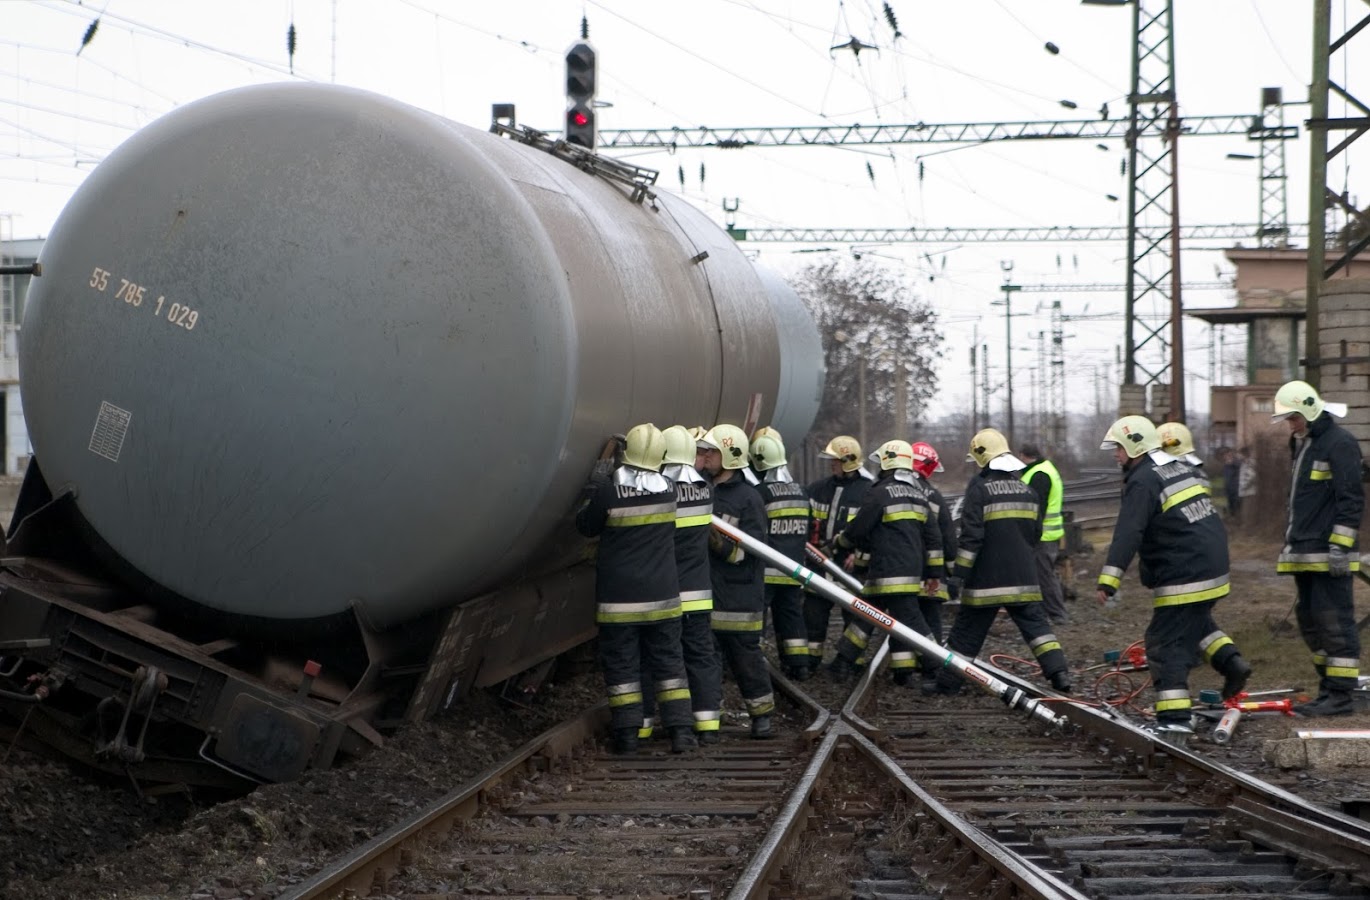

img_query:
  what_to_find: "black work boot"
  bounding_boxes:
[922,672,962,696]
[1220,655,1252,701]
[891,670,913,687]
[612,728,639,755]
[697,729,720,745]
[784,665,811,682]
[1049,670,1074,694]
[1294,690,1354,717]
[750,714,774,739]
[669,727,698,754]
[827,655,857,681]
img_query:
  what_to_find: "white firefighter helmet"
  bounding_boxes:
[750,433,788,471]
[751,425,783,444]
[622,423,667,471]
[872,439,915,471]
[967,429,1011,468]
[1100,415,1160,458]
[1270,380,1347,421]
[661,425,698,467]
[818,435,864,473]
[1157,421,1196,457]
[700,424,751,470]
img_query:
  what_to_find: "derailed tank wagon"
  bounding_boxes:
[0,84,823,787]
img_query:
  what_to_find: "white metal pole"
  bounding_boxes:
[713,516,1066,728]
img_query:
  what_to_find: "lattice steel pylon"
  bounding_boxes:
[1048,300,1067,449]
[1255,87,1292,248]
[1119,0,1184,423]
[1306,0,1370,389]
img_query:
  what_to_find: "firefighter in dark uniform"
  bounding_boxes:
[927,428,1072,695]
[576,423,696,754]
[660,425,724,741]
[1020,443,1069,624]
[1271,381,1364,717]
[911,441,955,679]
[804,435,875,672]
[1095,415,1252,735]
[750,428,813,681]
[698,424,776,739]
[827,440,943,683]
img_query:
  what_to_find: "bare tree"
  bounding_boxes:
[790,259,943,455]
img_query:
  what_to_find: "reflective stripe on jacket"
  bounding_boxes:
[1277,413,1364,575]
[1099,453,1230,606]
[710,474,768,614]
[957,469,1042,606]
[673,479,714,611]
[758,478,811,586]
[576,468,681,620]
[836,470,944,593]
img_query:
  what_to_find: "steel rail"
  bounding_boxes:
[280,705,608,900]
[989,665,1370,884]
[845,726,1093,900]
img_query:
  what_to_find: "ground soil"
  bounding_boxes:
[0,674,605,900]
[1,528,1367,900]
[1048,529,1370,813]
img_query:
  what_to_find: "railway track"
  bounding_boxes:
[282,626,1370,900]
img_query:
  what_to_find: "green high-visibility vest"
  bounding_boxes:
[1021,458,1064,542]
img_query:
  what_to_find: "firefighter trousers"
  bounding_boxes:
[639,611,722,736]
[766,582,809,674]
[833,592,932,675]
[1145,600,1241,723]
[1294,573,1362,693]
[936,601,1067,690]
[918,595,945,674]
[713,629,776,717]
[1035,541,1068,622]
[600,618,691,733]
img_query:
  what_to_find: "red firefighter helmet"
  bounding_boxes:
[909,441,944,479]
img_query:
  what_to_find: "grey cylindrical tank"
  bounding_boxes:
[19,83,822,627]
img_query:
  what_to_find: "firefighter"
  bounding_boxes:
[1095,415,1252,734]
[926,428,1072,695]
[827,440,943,683]
[1020,443,1069,625]
[804,435,876,672]
[661,425,725,742]
[576,424,696,754]
[698,424,776,739]
[1271,381,1364,717]
[750,428,813,681]
[1158,422,1211,488]
[911,441,956,681]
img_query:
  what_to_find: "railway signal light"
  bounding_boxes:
[565,41,597,149]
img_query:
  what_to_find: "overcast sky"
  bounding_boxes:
[2,0,1366,428]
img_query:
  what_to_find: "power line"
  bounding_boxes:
[727,223,1307,243]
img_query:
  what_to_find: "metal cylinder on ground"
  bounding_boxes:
[1211,707,1242,744]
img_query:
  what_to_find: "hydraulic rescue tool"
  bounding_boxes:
[713,516,1067,728]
